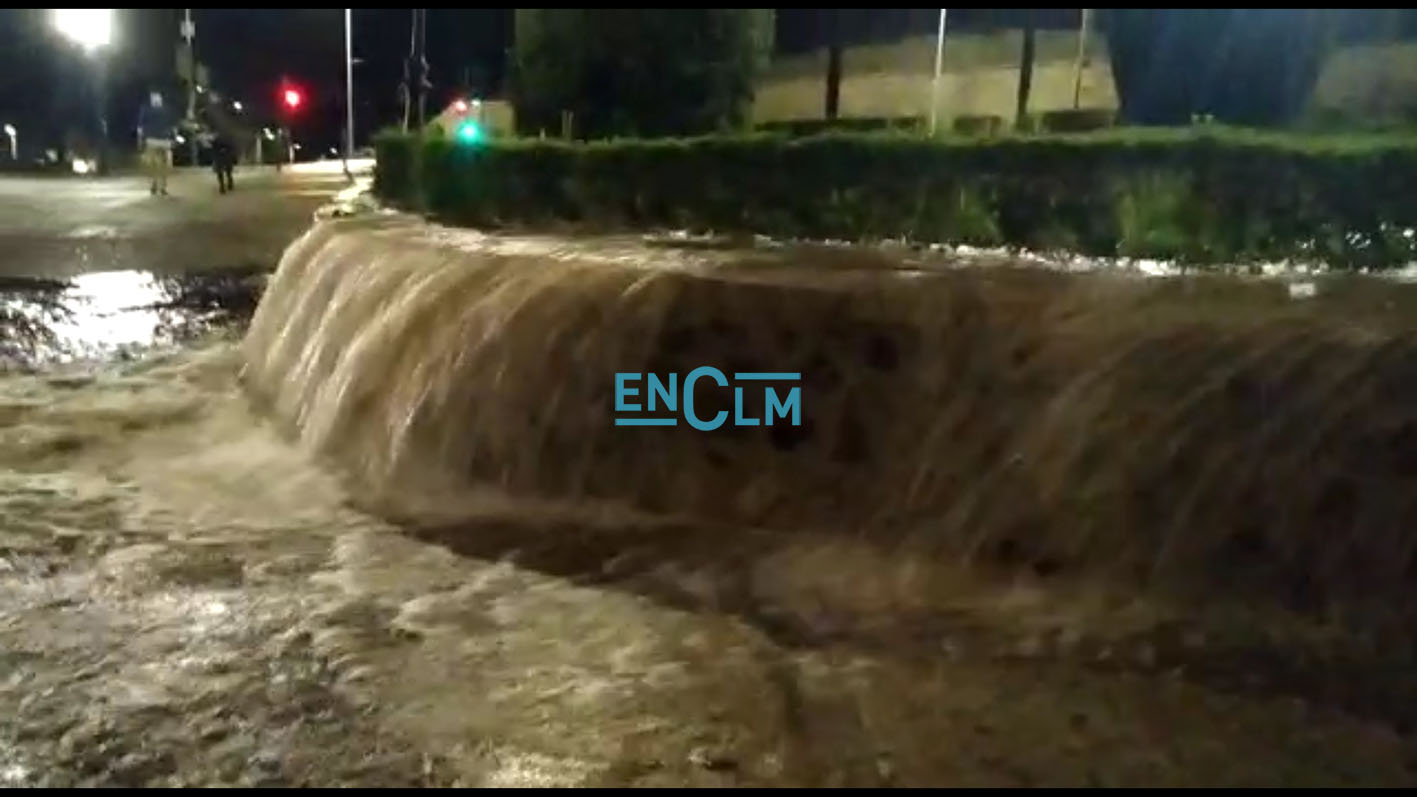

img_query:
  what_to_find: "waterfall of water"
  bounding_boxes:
[243,217,1417,608]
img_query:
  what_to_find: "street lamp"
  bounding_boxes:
[232,100,243,112]
[3,124,15,161]
[343,8,355,180]
[52,10,114,173]
[52,9,112,51]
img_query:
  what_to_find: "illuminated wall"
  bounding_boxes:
[753,29,1119,127]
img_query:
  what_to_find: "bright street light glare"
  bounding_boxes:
[2,124,14,137]
[232,101,243,112]
[52,9,113,51]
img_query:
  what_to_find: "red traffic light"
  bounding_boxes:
[282,88,302,110]
[453,99,468,113]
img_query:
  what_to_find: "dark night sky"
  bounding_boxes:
[3,9,1413,156]
[0,9,515,157]
[2,9,1084,155]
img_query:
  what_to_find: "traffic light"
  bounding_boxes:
[283,88,302,111]
[456,120,483,144]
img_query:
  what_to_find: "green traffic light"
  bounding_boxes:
[457,121,483,143]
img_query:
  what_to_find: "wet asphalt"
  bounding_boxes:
[0,164,355,280]
[0,163,359,370]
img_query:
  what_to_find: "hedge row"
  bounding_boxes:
[374,128,1417,268]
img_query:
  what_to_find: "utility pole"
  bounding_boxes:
[929,10,948,136]
[181,9,198,168]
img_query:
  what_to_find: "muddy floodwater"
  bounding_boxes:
[2,260,1417,786]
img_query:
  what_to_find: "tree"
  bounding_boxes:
[1099,9,1337,126]
[510,9,774,139]
[824,10,842,120]
[1015,13,1036,128]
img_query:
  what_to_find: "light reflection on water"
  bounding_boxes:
[1,269,264,372]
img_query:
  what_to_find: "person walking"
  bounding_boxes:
[211,130,236,194]
[137,90,177,196]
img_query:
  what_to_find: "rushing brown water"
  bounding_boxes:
[244,216,1417,616]
[7,211,1417,785]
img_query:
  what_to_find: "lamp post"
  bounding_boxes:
[3,124,15,161]
[181,10,199,168]
[52,10,113,172]
[343,8,355,180]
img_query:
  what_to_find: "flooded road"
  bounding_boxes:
[3,340,1413,786]
[1,269,262,371]
[3,214,1417,785]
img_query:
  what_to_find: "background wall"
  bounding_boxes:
[753,29,1118,126]
[1307,41,1417,123]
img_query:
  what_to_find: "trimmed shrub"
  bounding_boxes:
[375,128,1417,269]
[756,117,925,137]
[372,128,420,208]
[1037,108,1117,133]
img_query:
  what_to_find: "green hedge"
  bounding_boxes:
[755,117,925,137]
[375,127,1417,268]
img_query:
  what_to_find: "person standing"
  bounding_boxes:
[137,90,176,196]
[211,130,236,194]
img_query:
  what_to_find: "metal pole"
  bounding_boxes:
[400,10,414,132]
[96,50,109,174]
[1073,9,1092,109]
[929,10,948,136]
[183,9,197,167]
[415,9,428,128]
[344,8,354,179]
